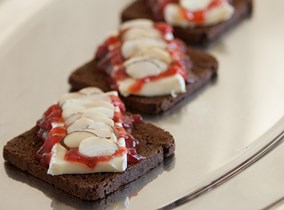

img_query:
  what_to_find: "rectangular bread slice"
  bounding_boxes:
[69,48,218,114]
[3,121,175,201]
[121,0,253,46]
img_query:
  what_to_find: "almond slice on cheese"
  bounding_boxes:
[125,56,168,79]
[79,137,119,157]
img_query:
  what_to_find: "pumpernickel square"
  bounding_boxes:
[3,120,174,201]
[121,0,253,46]
[69,48,218,115]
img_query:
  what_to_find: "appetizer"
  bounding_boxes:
[3,87,175,200]
[121,0,253,46]
[69,19,218,114]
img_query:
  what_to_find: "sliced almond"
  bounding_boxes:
[84,101,114,110]
[144,47,172,64]
[61,98,87,110]
[122,27,161,41]
[122,38,167,59]
[65,113,83,126]
[83,112,114,127]
[79,87,103,95]
[82,109,108,118]
[59,89,111,107]
[58,92,82,106]
[62,98,113,118]
[89,129,117,142]
[67,118,95,133]
[83,107,114,119]
[62,100,101,118]
[125,56,168,79]
[120,19,153,31]
[180,0,211,11]
[63,131,96,148]
[63,95,111,106]
[128,46,172,64]
[88,122,112,131]
[62,106,84,119]
[83,94,111,103]
[79,137,119,157]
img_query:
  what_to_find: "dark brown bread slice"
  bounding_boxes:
[3,121,174,201]
[121,0,253,46]
[69,48,218,114]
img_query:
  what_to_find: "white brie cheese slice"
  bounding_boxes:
[164,1,234,27]
[47,88,127,175]
[48,144,127,175]
[117,74,186,97]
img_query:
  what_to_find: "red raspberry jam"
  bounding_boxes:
[95,22,188,95]
[36,97,144,168]
[145,0,223,25]
[180,0,223,24]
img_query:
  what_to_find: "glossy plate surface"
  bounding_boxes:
[1,0,284,209]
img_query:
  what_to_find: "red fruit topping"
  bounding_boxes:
[40,153,52,167]
[127,148,145,165]
[105,36,119,47]
[96,45,108,59]
[44,104,62,118]
[37,135,63,156]
[37,92,145,168]
[110,95,126,112]
[125,134,139,148]
[65,147,127,168]
[154,22,173,38]
[180,0,224,24]
[132,114,143,124]
[48,127,67,137]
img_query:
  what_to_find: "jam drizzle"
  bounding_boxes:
[36,104,66,167]
[145,0,224,25]
[180,0,224,24]
[95,22,188,95]
[36,96,144,169]
[65,147,128,168]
